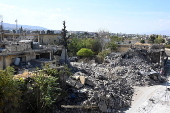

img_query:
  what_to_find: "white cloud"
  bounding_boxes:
[0,3,66,30]
[158,19,170,26]
[66,8,71,11]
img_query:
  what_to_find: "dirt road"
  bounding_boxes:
[125,60,170,113]
[125,84,168,113]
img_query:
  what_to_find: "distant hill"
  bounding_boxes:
[2,23,48,30]
[141,30,170,36]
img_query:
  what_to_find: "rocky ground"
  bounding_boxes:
[56,49,166,113]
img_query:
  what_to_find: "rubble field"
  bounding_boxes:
[57,49,166,113]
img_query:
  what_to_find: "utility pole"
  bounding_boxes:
[15,19,18,34]
[0,15,3,42]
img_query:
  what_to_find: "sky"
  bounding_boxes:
[0,0,170,34]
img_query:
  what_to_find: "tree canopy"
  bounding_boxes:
[140,39,145,44]
[148,35,165,44]
[154,37,165,44]
[68,37,102,56]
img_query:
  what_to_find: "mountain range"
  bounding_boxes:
[1,22,170,36]
[2,22,48,30]
[141,30,170,36]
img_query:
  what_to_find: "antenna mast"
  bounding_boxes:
[15,19,18,33]
[0,15,3,41]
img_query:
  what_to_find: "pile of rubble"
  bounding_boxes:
[61,49,166,112]
[104,49,165,86]
[63,71,133,112]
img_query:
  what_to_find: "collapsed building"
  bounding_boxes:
[0,27,67,71]
[0,40,63,71]
[0,26,167,112]
[58,43,166,113]
[132,43,165,66]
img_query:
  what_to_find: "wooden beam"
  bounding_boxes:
[61,105,99,109]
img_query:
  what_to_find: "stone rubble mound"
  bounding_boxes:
[63,49,165,112]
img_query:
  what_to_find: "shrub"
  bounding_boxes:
[165,45,170,48]
[0,67,22,113]
[140,39,145,44]
[20,69,61,113]
[96,50,110,63]
[154,38,165,44]
[77,48,94,57]
[107,42,118,51]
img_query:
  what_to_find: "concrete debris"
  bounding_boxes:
[63,49,166,112]
[79,76,85,84]
[66,78,77,87]
[75,81,84,89]
[85,77,95,86]
[66,77,84,89]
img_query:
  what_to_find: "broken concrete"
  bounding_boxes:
[66,78,76,87]
[79,76,85,84]
[63,47,166,112]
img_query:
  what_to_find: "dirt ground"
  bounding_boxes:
[124,75,170,113]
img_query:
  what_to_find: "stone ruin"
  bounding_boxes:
[56,44,166,113]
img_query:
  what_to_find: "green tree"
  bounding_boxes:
[77,48,94,57]
[90,39,102,54]
[140,39,145,44]
[68,37,82,56]
[107,41,118,51]
[148,35,156,43]
[68,38,102,56]
[165,45,170,48]
[97,30,110,51]
[20,68,61,113]
[0,67,22,113]
[154,37,165,44]
[110,36,124,43]
[83,32,90,38]
[96,50,110,63]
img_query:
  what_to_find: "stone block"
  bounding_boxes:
[71,76,80,80]
[79,76,85,84]
[66,78,76,87]
[98,101,107,112]
[75,81,83,89]
[85,78,95,86]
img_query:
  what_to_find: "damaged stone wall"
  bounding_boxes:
[5,43,32,52]
[132,44,165,66]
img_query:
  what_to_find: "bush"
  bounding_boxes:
[165,45,170,48]
[77,48,94,57]
[107,42,118,51]
[0,66,66,113]
[20,67,62,113]
[154,38,165,44]
[140,39,145,44]
[96,50,110,63]
[0,67,22,113]
[68,38,102,56]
